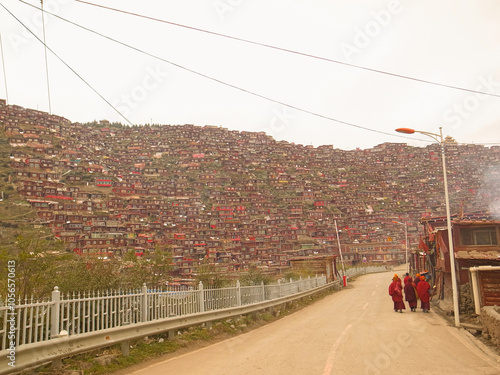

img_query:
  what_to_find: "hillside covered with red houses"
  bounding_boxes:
[1,99,499,281]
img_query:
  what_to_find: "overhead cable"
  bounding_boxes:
[74,0,500,100]
[18,1,423,142]
[0,2,134,126]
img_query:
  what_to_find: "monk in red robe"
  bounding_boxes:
[403,275,418,312]
[413,273,421,286]
[416,275,431,313]
[389,275,405,313]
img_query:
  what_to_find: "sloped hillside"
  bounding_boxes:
[1,99,499,281]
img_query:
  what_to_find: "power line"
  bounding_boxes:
[74,0,500,100]
[15,2,498,146]
[16,1,424,143]
[0,3,134,126]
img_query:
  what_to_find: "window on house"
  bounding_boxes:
[460,227,498,246]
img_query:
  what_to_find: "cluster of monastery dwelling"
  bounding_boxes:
[2,99,499,279]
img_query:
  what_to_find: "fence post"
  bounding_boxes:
[278,279,282,297]
[50,287,60,339]
[121,341,130,356]
[141,284,148,323]
[198,281,205,313]
[261,281,265,302]
[236,280,242,306]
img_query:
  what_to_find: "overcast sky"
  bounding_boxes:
[1,0,499,150]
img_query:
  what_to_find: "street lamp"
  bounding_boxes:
[392,220,408,274]
[396,127,460,327]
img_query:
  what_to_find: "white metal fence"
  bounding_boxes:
[344,265,392,278]
[0,276,328,351]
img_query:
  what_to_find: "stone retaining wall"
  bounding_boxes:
[481,306,500,349]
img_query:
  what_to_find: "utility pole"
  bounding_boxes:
[334,220,347,286]
[41,0,52,113]
[0,33,8,104]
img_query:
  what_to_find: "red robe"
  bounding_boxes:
[403,280,418,308]
[416,280,431,310]
[389,280,405,310]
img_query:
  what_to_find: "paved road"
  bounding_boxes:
[130,269,500,375]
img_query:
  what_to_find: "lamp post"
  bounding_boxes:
[392,220,408,274]
[396,127,460,327]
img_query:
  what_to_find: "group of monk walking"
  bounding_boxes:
[388,272,433,313]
